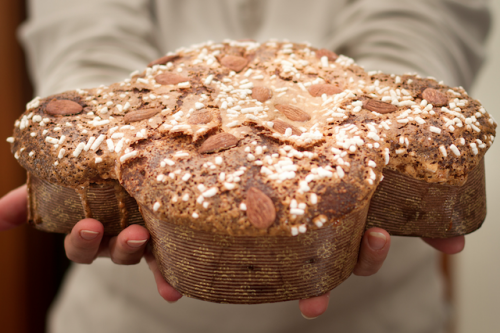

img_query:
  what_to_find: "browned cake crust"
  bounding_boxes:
[6,40,497,303]
[9,40,496,236]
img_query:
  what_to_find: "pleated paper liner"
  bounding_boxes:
[27,173,145,234]
[367,158,486,237]
[25,158,486,303]
[142,204,367,303]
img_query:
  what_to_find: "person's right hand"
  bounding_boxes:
[0,184,183,302]
[0,185,151,267]
[64,217,183,303]
[0,185,28,232]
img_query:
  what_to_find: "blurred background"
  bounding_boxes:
[0,2,70,333]
[455,0,500,332]
[0,1,498,332]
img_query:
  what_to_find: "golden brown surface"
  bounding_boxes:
[9,40,496,236]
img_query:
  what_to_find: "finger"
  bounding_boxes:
[299,292,330,319]
[353,227,391,276]
[64,218,104,264]
[107,224,150,265]
[0,185,28,231]
[422,236,465,254]
[145,250,183,303]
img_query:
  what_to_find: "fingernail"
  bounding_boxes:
[301,312,318,320]
[368,232,387,250]
[127,240,148,248]
[80,230,99,240]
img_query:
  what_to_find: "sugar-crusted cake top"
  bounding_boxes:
[10,40,497,236]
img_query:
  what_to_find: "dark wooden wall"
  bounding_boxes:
[0,1,69,333]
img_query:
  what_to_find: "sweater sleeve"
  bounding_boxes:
[326,0,491,89]
[19,0,161,96]
[19,0,491,95]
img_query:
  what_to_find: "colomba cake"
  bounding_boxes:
[8,40,496,303]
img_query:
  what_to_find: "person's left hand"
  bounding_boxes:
[298,227,392,319]
[295,230,465,319]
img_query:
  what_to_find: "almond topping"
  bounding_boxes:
[148,54,180,67]
[275,104,311,122]
[155,73,190,85]
[124,108,161,123]
[277,70,294,81]
[45,99,83,116]
[272,119,302,136]
[220,55,249,72]
[252,86,273,103]
[422,88,448,106]
[315,48,338,62]
[308,84,343,97]
[187,109,213,125]
[246,187,276,229]
[199,133,239,154]
[363,99,398,114]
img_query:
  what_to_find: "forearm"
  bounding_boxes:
[328,0,491,88]
[19,0,160,96]
[19,0,491,95]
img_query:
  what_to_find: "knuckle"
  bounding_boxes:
[355,256,381,276]
[66,252,94,264]
[111,254,142,265]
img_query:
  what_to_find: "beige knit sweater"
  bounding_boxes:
[19,1,490,332]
